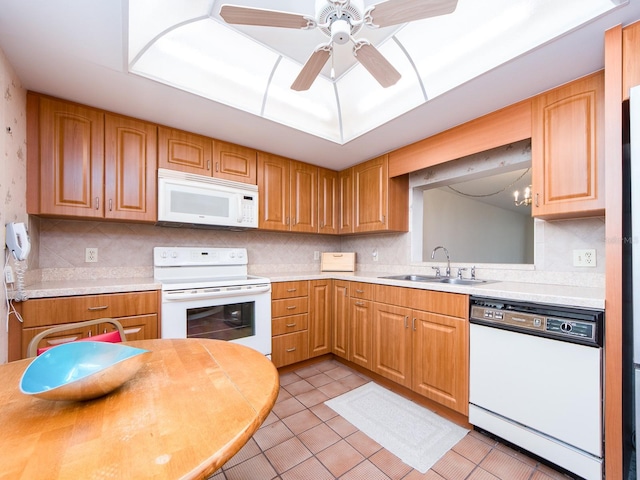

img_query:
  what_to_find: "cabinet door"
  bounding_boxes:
[532,70,604,218]
[38,96,104,217]
[290,160,318,233]
[350,298,373,370]
[309,280,332,357]
[212,140,257,184]
[372,303,412,387]
[332,281,350,359]
[257,152,290,231]
[339,168,353,234]
[412,311,468,415]
[104,115,157,222]
[318,168,338,235]
[158,126,212,175]
[353,155,388,232]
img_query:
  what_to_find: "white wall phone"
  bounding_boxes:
[6,222,30,261]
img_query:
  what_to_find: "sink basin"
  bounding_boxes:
[378,274,443,282]
[379,275,495,286]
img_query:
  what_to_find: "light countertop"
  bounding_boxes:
[17,271,604,310]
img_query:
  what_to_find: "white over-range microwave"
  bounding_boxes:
[157,168,258,229]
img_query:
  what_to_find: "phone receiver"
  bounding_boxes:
[6,222,31,261]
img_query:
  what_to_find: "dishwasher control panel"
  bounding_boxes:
[469,297,603,347]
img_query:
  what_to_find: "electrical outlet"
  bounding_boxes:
[314,251,320,261]
[4,265,14,284]
[85,247,98,263]
[372,248,379,262]
[573,249,596,267]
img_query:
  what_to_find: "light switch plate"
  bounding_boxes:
[573,249,596,267]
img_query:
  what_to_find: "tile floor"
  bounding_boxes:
[209,359,575,480]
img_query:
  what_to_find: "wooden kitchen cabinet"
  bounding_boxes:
[158,128,257,184]
[309,280,332,358]
[338,168,354,234]
[372,303,412,387]
[346,154,409,233]
[104,114,157,222]
[212,140,257,184]
[27,94,104,218]
[349,282,374,369]
[11,291,159,360]
[158,126,212,175]
[412,310,468,414]
[531,70,605,218]
[257,152,318,233]
[318,167,339,235]
[271,281,310,367]
[27,94,157,222]
[332,280,350,359]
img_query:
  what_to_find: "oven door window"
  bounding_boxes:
[186,302,255,341]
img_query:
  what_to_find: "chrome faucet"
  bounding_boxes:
[431,246,450,278]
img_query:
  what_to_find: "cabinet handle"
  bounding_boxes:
[95,197,100,210]
[356,289,364,293]
[216,161,220,172]
[320,221,324,228]
[124,327,141,335]
[88,305,109,311]
[354,301,365,306]
[286,288,297,292]
[108,199,113,211]
[286,323,297,327]
[207,160,211,171]
[286,216,290,225]
[413,318,416,331]
[404,316,409,328]
[286,305,297,310]
[382,214,386,224]
[286,347,297,352]
[535,193,539,207]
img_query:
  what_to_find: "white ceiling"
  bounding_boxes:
[1,0,639,171]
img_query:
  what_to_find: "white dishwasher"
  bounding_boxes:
[468,297,604,480]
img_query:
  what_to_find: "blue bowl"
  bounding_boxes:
[20,341,150,401]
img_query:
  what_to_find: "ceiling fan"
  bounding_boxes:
[219,0,458,91]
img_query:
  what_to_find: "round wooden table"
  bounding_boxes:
[0,338,279,479]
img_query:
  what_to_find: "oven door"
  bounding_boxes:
[161,284,271,356]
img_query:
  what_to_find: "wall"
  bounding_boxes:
[0,47,27,364]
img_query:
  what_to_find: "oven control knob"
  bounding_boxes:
[171,251,178,258]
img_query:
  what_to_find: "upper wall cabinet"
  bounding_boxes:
[27,94,157,222]
[318,167,339,235]
[158,127,257,184]
[531,71,605,219]
[343,154,409,234]
[257,152,318,233]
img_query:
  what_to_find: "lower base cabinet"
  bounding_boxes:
[271,280,332,367]
[11,291,159,360]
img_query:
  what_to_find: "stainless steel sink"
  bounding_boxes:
[378,274,443,282]
[378,274,495,285]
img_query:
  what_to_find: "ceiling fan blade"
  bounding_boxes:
[353,41,401,88]
[365,0,458,28]
[219,5,315,29]
[291,46,332,91]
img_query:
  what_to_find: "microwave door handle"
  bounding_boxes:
[237,195,243,223]
[164,284,271,301]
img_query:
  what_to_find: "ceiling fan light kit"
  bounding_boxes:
[219,0,458,91]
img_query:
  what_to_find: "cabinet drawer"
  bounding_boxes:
[272,281,309,299]
[272,331,309,367]
[351,282,374,300]
[19,292,158,328]
[102,314,158,342]
[272,314,308,336]
[272,297,309,318]
[22,324,98,357]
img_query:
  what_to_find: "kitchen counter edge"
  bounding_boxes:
[16,273,604,310]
